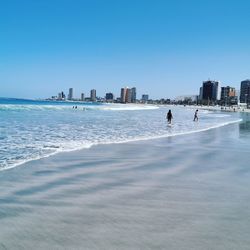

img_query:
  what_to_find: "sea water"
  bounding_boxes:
[0,98,241,170]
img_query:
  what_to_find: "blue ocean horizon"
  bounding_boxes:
[0,97,103,106]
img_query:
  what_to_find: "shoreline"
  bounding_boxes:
[182,104,250,113]
[1,114,242,173]
[1,119,250,249]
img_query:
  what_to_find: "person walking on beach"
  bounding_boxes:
[167,110,173,124]
[193,109,198,121]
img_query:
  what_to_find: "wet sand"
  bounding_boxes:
[0,117,250,249]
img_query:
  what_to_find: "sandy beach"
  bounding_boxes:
[186,104,250,113]
[0,114,250,249]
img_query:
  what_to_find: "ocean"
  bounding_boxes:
[0,98,241,171]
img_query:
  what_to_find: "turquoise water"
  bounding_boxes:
[0,98,241,170]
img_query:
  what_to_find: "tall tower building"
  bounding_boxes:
[81,93,85,101]
[126,88,132,103]
[68,88,73,100]
[213,81,221,101]
[199,87,203,101]
[202,80,220,103]
[120,87,133,103]
[240,79,250,103]
[131,87,136,103]
[90,89,96,102]
[120,87,127,103]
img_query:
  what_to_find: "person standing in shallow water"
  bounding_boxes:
[193,109,198,121]
[167,110,173,124]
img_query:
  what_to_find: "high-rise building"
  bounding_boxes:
[120,87,136,103]
[221,86,236,99]
[58,91,65,100]
[68,88,73,100]
[81,93,85,101]
[58,92,62,100]
[120,87,127,103]
[142,94,149,103]
[131,87,136,103]
[202,80,221,103]
[126,88,132,103]
[199,87,203,101]
[106,92,114,101]
[221,86,236,105]
[90,89,96,102]
[240,80,250,103]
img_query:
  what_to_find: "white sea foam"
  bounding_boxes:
[0,103,242,171]
[0,103,158,111]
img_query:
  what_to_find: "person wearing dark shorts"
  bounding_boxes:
[193,109,198,121]
[167,110,173,124]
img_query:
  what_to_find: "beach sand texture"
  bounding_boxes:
[0,118,250,249]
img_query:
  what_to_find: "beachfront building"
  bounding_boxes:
[90,89,96,102]
[120,87,133,103]
[105,92,114,102]
[58,91,65,100]
[120,87,127,103]
[58,92,62,100]
[131,87,136,103]
[240,80,250,104]
[81,93,85,101]
[202,80,221,105]
[199,87,203,101]
[68,88,73,100]
[126,88,132,103]
[221,86,237,106]
[142,94,149,103]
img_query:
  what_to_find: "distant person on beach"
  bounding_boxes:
[193,109,198,121]
[167,110,173,124]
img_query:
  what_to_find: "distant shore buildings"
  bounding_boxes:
[105,92,114,102]
[47,78,250,108]
[198,80,238,106]
[240,79,250,104]
[199,80,221,104]
[141,94,149,103]
[90,89,96,102]
[49,86,140,104]
[81,93,84,101]
[68,88,73,101]
[221,86,237,106]
[120,87,136,103]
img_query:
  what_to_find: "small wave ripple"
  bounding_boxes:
[0,103,241,171]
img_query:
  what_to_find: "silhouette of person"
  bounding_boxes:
[193,109,198,121]
[167,110,173,124]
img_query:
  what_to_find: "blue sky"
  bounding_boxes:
[1,0,250,99]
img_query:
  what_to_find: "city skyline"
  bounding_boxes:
[1,0,250,99]
[48,78,248,105]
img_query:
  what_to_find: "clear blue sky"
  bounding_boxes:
[1,0,250,99]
